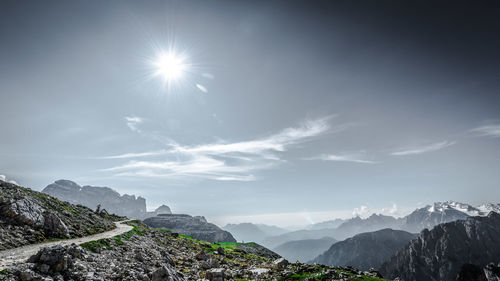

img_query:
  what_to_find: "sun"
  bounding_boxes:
[154,52,188,82]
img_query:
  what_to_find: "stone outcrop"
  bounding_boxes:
[143,214,237,243]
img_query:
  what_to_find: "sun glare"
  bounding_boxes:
[154,52,187,82]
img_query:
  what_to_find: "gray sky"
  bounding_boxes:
[1,0,500,227]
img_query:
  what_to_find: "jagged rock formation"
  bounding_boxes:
[273,237,337,263]
[0,181,116,250]
[144,214,237,243]
[42,179,172,219]
[311,229,417,271]
[380,212,500,281]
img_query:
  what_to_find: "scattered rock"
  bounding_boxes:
[206,268,225,281]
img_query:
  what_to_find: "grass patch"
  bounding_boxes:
[81,238,112,252]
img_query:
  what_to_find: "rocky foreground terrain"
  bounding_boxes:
[0,181,119,251]
[0,220,388,281]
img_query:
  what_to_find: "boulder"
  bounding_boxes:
[43,212,70,238]
[151,264,185,281]
[273,258,289,269]
[206,268,225,281]
[1,198,45,227]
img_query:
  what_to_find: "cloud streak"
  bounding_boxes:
[305,152,377,164]
[102,116,337,181]
[470,124,500,138]
[125,116,143,132]
[390,141,456,156]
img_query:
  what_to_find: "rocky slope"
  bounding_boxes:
[311,229,417,271]
[380,212,500,281]
[273,237,337,263]
[42,180,172,220]
[0,181,118,251]
[144,214,237,243]
[0,221,389,281]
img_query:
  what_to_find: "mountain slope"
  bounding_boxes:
[273,237,337,262]
[312,228,417,271]
[223,223,268,243]
[261,228,336,249]
[0,181,118,250]
[380,212,500,281]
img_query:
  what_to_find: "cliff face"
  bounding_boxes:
[42,180,153,219]
[311,229,416,271]
[143,214,237,243]
[380,212,500,281]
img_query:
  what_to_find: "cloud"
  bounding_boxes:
[352,205,369,217]
[196,84,208,93]
[470,124,500,138]
[102,116,337,181]
[390,140,456,156]
[305,151,377,164]
[125,116,143,132]
[0,174,18,185]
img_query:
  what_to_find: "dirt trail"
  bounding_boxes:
[0,220,133,269]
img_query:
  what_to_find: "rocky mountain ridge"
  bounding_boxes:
[380,212,500,281]
[144,214,237,243]
[311,228,417,271]
[42,179,172,220]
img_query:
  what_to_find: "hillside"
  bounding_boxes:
[311,229,417,271]
[273,237,337,263]
[0,181,119,250]
[0,221,389,281]
[380,212,500,281]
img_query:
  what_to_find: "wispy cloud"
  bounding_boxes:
[125,116,143,132]
[470,124,500,138]
[305,151,377,164]
[390,141,456,156]
[102,116,338,181]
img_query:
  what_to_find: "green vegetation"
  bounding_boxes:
[80,238,112,252]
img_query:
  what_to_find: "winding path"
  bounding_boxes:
[0,220,133,269]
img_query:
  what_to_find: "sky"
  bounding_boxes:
[1,0,500,227]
